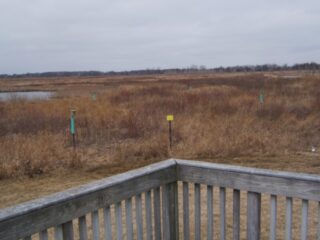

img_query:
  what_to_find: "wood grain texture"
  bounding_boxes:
[135,194,143,240]
[153,187,162,240]
[91,210,100,240]
[233,189,240,240]
[115,202,123,240]
[317,202,320,240]
[62,221,74,240]
[220,187,226,240]
[39,229,48,240]
[0,160,176,240]
[247,192,261,240]
[269,195,277,240]
[183,182,190,240]
[207,185,213,240]
[103,206,112,240]
[162,185,169,240]
[285,197,293,240]
[145,190,153,240]
[3,159,320,240]
[167,182,179,240]
[78,216,88,240]
[301,199,309,240]
[195,183,201,240]
[125,198,133,240]
[176,159,320,201]
[54,225,63,240]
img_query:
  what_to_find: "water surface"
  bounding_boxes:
[0,91,54,101]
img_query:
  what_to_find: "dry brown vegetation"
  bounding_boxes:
[0,72,320,179]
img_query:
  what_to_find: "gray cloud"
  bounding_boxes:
[1,0,320,73]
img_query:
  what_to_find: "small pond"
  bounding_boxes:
[0,91,54,101]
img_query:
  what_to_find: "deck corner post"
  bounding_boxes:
[167,182,179,240]
[247,191,261,240]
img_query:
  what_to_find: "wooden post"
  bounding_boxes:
[233,189,240,240]
[247,192,261,240]
[167,182,179,240]
[166,115,174,150]
[70,110,76,149]
[62,221,74,240]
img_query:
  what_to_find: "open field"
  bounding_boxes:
[0,71,320,206]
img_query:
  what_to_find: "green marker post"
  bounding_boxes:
[259,89,264,105]
[70,110,76,149]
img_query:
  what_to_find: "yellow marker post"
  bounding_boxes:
[167,115,174,121]
[166,115,174,149]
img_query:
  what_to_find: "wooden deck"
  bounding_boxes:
[1,159,320,239]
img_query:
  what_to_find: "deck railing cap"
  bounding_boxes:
[0,159,176,222]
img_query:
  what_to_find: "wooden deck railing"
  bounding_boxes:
[1,159,320,240]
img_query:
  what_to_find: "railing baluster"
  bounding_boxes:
[233,189,240,240]
[183,182,190,240]
[207,185,213,240]
[92,210,100,240]
[247,192,261,240]
[195,183,201,240]
[285,197,293,240]
[116,202,123,240]
[62,221,74,240]
[153,187,162,240]
[55,225,63,240]
[301,199,309,240]
[136,193,143,240]
[145,190,153,240]
[168,182,179,240]
[104,206,113,240]
[162,185,169,239]
[78,216,88,240]
[39,229,48,240]
[220,187,226,240]
[270,195,277,240]
[317,202,320,240]
[125,198,134,240]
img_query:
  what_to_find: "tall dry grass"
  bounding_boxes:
[0,74,319,178]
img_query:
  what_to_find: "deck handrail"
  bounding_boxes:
[1,159,320,240]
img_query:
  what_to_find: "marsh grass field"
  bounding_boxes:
[0,71,320,209]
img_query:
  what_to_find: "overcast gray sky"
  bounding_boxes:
[0,0,320,74]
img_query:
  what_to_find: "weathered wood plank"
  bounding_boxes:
[247,192,261,240]
[233,189,240,240]
[39,229,48,240]
[116,202,123,240]
[317,202,320,240]
[220,187,226,240]
[183,182,190,240]
[125,198,133,240]
[153,187,162,240]
[162,185,169,240]
[0,160,177,240]
[78,215,88,240]
[269,195,277,240]
[62,220,74,240]
[285,197,292,240]
[135,193,143,240]
[145,190,153,240]
[195,183,201,240]
[301,199,309,240]
[54,225,63,240]
[103,206,112,240]
[176,159,320,201]
[167,182,179,240]
[207,185,213,240]
[91,210,100,240]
